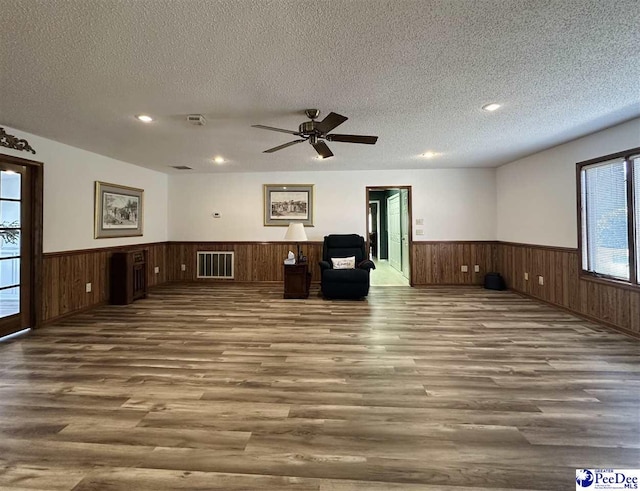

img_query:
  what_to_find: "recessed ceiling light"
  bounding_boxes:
[135,114,153,123]
[213,156,225,164]
[421,151,439,159]
[482,103,501,112]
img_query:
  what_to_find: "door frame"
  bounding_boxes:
[400,189,410,279]
[0,153,43,334]
[365,186,413,286]
[368,199,381,260]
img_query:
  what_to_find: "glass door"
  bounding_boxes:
[0,162,28,338]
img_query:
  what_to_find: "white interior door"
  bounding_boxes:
[387,194,401,272]
[401,189,410,279]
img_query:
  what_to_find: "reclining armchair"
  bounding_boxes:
[319,234,376,299]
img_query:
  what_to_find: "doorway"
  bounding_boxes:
[0,154,43,339]
[366,186,412,286]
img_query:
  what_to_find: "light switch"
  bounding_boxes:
[85,282,92,293]
[461,265,468,273]
[416,218,424,226]
[538,275,544,285]
[154,266,160,274]
[181,264,186,271]
[524,272,529,281]
[474,265,480,273]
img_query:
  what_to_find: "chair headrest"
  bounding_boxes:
[324,234,364,249]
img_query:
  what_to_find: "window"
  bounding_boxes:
[579,147,640,285]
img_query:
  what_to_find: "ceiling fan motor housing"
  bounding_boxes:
[299,121,318,135]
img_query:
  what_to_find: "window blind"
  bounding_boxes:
[581,159,629,280]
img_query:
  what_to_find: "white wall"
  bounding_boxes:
[497,118,640,248]
[9,116,636,252]
[169,168,496,242]
[1,125,168,252]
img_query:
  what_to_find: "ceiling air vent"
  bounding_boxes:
[187,114,206,125]
[170,165,193,170]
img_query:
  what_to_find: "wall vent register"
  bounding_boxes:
[197,251,234,279]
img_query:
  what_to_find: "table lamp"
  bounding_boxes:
[284,222,308,263]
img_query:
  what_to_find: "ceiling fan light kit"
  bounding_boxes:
[252,109,378,159]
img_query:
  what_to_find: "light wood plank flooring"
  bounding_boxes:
[370,260,409,286]
[1,284,639,490]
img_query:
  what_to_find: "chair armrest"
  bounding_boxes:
[319,260,332,271]
[357,259,375,271]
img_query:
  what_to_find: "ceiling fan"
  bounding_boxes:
[251,109,378,159]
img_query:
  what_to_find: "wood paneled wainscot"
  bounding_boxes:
[42,243,167,323]
[165,242,324,283]
[497,242,640,337]
[411,241,497,285]
[169,241,498,286]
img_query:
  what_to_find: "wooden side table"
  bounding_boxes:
[284,262,311,299]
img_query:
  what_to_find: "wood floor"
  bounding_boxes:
[1,284,639,490]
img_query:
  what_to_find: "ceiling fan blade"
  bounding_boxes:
[316,112,348,134]
[263,139,306,153]
[312,141,334,159]
[326,134,378,145]
[252,124,300,135]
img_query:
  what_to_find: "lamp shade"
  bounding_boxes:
[283,222,308,242]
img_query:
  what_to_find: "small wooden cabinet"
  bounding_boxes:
[284,262,311,299]
[110,250,147,305]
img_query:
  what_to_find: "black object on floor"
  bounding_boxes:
[484,272,506,290]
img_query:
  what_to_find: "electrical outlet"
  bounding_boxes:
[474,265,480,273]
[181,264,186,271]
[538,275,544,285]
[416,229,424,235]
[154,266,160,274]
[85,282,92,293]
[461,265,468,273]
[524,272,529,281]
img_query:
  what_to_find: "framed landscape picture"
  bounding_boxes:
[94,181,144,238]
[263,184,314,226]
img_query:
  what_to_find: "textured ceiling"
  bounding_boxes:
[1,0,639,174]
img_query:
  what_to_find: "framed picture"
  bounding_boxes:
[263,184,314,226]
[94,181,143,238]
